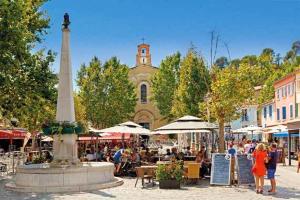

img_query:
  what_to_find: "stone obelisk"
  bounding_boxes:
[53,13,78,165]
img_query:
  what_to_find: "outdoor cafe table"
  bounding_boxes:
[152,155,163,162]
[156,161,172,165]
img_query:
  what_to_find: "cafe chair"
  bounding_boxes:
[135,167,155,188]
[0,162,7,175]
[184,163,200,184]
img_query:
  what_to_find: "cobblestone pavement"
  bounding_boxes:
[0,163,299,200]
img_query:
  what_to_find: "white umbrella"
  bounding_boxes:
[152,115,218,134]
[263,125,287,134]
[232,125,263,139]
[41,136,53,142]
[99,132,112,137]
[152,129,211,134]
[97,121,151,135]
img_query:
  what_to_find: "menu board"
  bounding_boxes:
[210,153,231,185]
[236,154,255,185]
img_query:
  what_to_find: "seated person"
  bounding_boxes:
[86,150,95,161]
[164,149,172,161]
[131,149,141,164]
[195,150,211,178]
[25,152,33,164]
[177,152,184,160]
[43,151,53,163]
[185,146,192,156]
[95,148,104,161]
[143,148,152,162]
[171,147,178,160]
[104,151,112,162]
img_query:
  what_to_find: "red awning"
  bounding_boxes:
[0,129,27,139]
[78,136,98,141]
[78,133,131,141]
[99,133,131,140]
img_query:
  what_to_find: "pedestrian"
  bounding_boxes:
[248,139,257,154]
[252,143,267,194]
[297,147,300,173]
[244,140,252,154]
[227,144,236,184]
[237,142,245,154]
[227,143,236,157]
[266,143,278,194]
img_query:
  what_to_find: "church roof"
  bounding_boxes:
[130,64,158,70]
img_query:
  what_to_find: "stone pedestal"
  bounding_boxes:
[6,162,123,193]
[52,134,79,165]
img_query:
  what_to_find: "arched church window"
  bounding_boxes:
[141,48,146,56]
[141,84,147,103]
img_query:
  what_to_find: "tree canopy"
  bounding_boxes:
[171,49,210,117]
[151,52,181,120]
[77,57,137,128]
[0,0,57,132]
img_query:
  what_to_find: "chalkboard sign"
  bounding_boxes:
[210,153,231,185]
[236,154,255,185]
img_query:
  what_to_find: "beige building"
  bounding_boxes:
[129,43,166,130]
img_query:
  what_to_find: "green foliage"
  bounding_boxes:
[42,121,84,135]
[258,43,300,104]
[172,48,210,117]
[74,93,88,128]
[0,0,57,132]
[156,161,184,182]
[208,64,254,152]
[214,56,229,69]
[77,57,137,128]
[151,52,181,120]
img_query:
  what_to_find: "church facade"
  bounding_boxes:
[128,43,166,130]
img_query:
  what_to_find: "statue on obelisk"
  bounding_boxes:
[52,13,79,165]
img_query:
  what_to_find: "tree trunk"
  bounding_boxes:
[218,119,225,153]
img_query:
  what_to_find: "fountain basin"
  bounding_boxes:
[6,162,123,193]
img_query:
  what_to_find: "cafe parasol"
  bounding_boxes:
[97,121,151,135]
[232,125,263,140]
[152,115,218,152]
[152,115,218,134]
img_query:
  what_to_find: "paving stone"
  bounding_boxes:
[0,164,299,200]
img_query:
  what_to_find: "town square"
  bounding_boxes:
[0,0,299,200]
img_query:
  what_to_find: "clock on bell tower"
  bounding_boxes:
[136,43,151,66]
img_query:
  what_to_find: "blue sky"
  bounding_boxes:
[41,0,300,84]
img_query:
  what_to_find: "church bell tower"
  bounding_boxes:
[136,43,151,66]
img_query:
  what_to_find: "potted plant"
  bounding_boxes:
[74,122,84,134]
[156,160,184,189]
[61,121,75,134]
[41,121,84,135]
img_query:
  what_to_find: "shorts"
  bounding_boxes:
[267,169,276,179]
[114,157,121,164]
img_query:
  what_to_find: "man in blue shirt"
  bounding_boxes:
[267,143,278,194]
[228,144,236,157]
[227,144,236,184]
[113,147,125,174]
